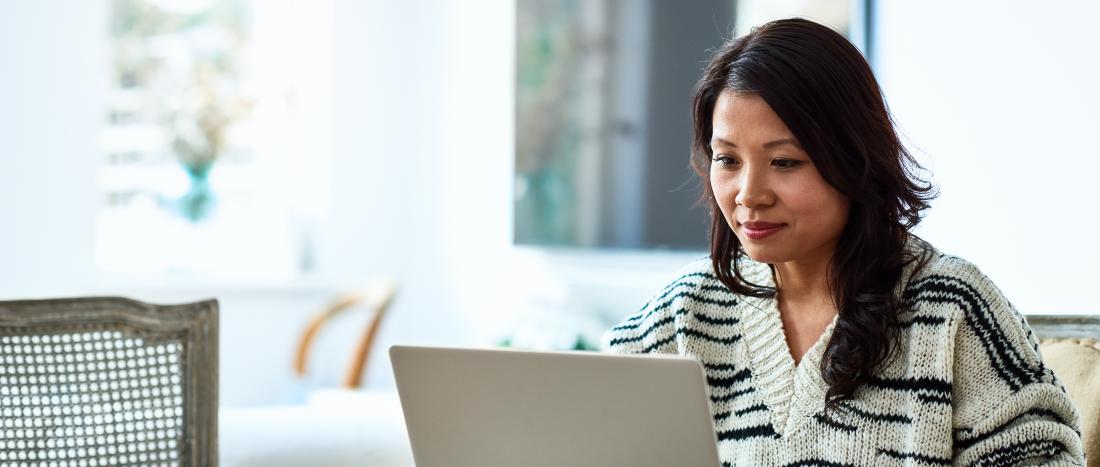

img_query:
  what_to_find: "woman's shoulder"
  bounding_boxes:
[640,257,741,312]
[657,255,769,300]
[894,242,1081,462]
[901,240,1028,336]
[904,241,1004,296]
[600,257,744,354]
[666,256,722,284]
[666,254,773,284]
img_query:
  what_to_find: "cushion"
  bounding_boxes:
[221,390,414,467]
[1040,338,1100,464]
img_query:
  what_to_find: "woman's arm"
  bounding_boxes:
[600,283,686,355]
[600,263,722,355]
[942,263,1085,465]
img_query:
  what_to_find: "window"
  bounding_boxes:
[98,0,332,283]
[513,0,864,251]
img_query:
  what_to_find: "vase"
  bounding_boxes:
[178,162,217,222]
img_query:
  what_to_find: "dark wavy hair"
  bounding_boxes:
[689,18,937,409]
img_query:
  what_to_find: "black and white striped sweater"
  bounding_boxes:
[601,243,1085,466]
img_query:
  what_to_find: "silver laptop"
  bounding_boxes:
[390,345,722,467]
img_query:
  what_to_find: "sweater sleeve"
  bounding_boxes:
[600,262,717,355]
[600,286,681,355]
[943,259,1085,466]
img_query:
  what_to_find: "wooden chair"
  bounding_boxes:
[0,297,218,466]
[293,280,397,389]
[1028,314,1100,465]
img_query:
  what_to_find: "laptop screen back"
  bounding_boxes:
[390,345,721,467]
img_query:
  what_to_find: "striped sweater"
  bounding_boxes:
[601,243,1085,466]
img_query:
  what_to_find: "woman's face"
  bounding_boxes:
[709,91,849,268]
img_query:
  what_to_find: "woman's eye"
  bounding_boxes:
[712,155,739,167]
[772,158,803,169]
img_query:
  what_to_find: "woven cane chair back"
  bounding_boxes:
[0,297,218,466]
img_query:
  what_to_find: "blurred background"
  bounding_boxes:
[2,0,1098,464]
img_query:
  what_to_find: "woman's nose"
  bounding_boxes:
[734,168,775,208]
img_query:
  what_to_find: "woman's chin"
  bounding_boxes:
[739,244,786,265]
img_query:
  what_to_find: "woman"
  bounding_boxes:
[602,18,1084,466]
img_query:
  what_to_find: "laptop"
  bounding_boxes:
[390,345,722,467]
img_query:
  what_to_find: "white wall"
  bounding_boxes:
[0,0,105,296]
[876,0,1100,314]
[319,0,474,390]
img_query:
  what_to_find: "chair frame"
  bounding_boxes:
[293,280,397,389]
[1026,314,1100,341]
[0,296,219,467]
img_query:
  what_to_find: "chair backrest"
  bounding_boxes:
[0,297,218,466]
[1027,314,1100,465]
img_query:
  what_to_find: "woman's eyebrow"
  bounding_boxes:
[711,137,801,149]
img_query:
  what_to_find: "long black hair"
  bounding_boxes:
[689,18,937,408]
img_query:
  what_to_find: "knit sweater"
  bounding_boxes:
[601,242,1085,466]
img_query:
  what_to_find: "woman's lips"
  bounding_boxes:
[741,222,785,240]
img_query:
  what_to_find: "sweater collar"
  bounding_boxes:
[734,234,934,437]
